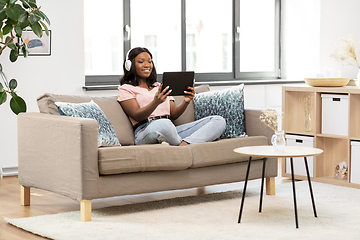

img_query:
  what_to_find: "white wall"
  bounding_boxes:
[281,0,321,79]
[319,0,360,78]
[282,0,360,80]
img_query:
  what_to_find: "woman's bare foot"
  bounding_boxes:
[178,141,189,146]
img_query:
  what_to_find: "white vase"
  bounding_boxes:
[271,130,286,151]
[357,69,360,85]
[304,113,311,132]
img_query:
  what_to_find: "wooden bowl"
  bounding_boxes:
[304,78,350,87]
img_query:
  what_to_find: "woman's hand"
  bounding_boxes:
[154,84,172,105]
[184,80,195,103]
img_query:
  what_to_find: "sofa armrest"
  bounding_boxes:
[18,112,99,201]
[244,109,273,145]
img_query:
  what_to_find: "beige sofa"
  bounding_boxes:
[17,86,277,221]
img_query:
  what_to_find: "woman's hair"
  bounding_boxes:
[120,47,157,87]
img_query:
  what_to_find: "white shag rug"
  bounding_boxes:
[5,181,360,240]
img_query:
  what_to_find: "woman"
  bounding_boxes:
[117,47,226,146]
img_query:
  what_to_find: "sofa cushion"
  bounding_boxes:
[172,98,195,126]
[193,84,246,138]
[37,93,135,146]
[189,136,268,168]
[55,100,121,147]
[172,84,210,126]
[98,144,192,175]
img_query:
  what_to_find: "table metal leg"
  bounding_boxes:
[238,156,252,223]
[259,158,267,213]
[290,157,299,228]
[304,157,317,218]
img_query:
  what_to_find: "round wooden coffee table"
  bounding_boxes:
[234,145,323,228]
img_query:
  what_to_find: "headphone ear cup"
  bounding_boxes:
[125,59,132,71]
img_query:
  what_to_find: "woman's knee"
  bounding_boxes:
[147,119,175,132]
[211,115,226,129]
[146,119,181,144]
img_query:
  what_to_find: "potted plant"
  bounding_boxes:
[0,0,50,114]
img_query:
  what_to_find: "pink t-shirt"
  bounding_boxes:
[117,82,175,126]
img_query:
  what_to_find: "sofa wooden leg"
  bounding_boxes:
[266,177,275,195]
[197,187,205,195]
[20,185,30,206]
[81,200,92,222]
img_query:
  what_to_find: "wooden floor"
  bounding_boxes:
[0,159,290,240]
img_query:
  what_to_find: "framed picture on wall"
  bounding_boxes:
[18,30,51,56]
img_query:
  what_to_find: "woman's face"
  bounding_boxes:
[134,52,153,81]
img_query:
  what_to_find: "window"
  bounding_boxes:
[84,0,123,77]
[186,0,232,73]
[84,0,281,88]
[186,34,196,70]
[131,0,182,73]
[240,0,276,73]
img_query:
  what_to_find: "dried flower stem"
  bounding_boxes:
[331,35,360,68]
[260,109,278,132]
[299,93,314,116]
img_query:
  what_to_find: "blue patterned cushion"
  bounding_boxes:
[55,100,121,147]
[193,84,246,139]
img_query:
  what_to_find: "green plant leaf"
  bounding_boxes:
[0,81,3,92]
[10,91,17,98]
[14,25,22,36]
[0,0,6,9]
[20,43,28,57]
[20,0,30,9]
[18,10,27,22]
[39,20,48,35]
[9,49,18,62]
[5,36,10,42]
[5,6,20,21]
[6,18,16,25]
[19,18,30,29]
[30,21,42,37]
[9,78,17,90]
[10,95,26,115]
[0,10,7,22]
[0,91,7,105]
[2,24,13,35]
[9,0,17,5]
[37,10,50,26]
[8,41,16,50]
[27,1,37,8]
[29,13,40,24]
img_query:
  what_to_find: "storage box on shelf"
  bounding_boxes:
[282,85,360,188]
[285,134,314,177]
[321,94,348,136]
[350,141,360,184]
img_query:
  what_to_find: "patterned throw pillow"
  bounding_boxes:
[193,84,246,139]
[55,100,121,147]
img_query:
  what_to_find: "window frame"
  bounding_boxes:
[84,0,282,90]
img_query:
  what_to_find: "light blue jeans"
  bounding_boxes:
[134,115,226,146]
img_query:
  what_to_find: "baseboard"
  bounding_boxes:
[1,166,18,177]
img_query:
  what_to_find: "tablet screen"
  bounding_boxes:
[161,71,195,96]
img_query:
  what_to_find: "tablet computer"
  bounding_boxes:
[161,71,195,96]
